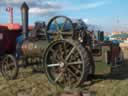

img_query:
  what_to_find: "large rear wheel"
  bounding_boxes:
[44,39,90,88]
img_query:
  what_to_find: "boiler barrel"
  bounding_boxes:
[21,40,49,57]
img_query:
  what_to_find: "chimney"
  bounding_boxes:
[21,2,29,39]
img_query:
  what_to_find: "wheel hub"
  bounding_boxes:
[60,62,65,68]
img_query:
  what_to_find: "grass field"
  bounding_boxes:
[0,68,60,96]
[0,61,128,96]
[88,61,128,96]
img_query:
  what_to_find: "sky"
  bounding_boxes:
[0,0,128,32]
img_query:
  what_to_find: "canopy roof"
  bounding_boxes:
[0,23,21,30]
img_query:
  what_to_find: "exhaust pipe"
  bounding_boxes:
[21,2,29,39]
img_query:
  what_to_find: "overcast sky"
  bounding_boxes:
[0,0,128,32]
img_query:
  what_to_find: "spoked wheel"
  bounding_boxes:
[46,16,74,41]
[0,55,19,80]
[44,39,90,88]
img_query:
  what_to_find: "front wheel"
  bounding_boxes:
[0,55,19,80]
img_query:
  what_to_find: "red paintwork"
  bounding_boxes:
[0,25,8,30]
[6,24,21,30]
[0,24,33,31]
[0,24,34,31]
[0,23,21,30]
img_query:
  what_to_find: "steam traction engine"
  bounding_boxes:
[0,2,123,88]
[17,3,92,88]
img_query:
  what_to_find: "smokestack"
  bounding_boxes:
[21,2,29,39]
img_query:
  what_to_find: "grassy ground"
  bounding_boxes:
[88,61,128,96]
[0,68,62,96]
[0,62,128,96]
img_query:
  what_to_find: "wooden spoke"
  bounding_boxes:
[61,32,73,36]
[55,72,63,82]
[61,18,68,31]
[65,46,76,61]
[67,68,79,81]
[49,48,55,53]
[69,65,82,74]
[68,61,82,65]
[54,19,59,31]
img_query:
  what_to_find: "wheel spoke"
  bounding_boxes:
[69,65,82,74]
[49,48,56,54]
[61,32,72,35]
[58,45,64,61]
[54,19,59,31]
[61,72,67,86]
[63,42,67,58]
[55,72,63,82]
[66,69,72,87]
[63,42,66,52]
[5,61,14,74]
[67,68,79,81]
[61,19,67,31]
[68,61,82,65]
[3,62,11,77]
[49,48,59,62]
[51,56,58,63]
[65,46,76,61]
